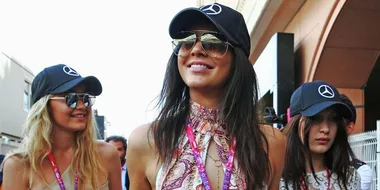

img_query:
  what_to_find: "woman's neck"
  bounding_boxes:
[189,88,221,109]
[306,153,326,173]
[50,126,76,152]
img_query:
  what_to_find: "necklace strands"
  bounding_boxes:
[186,124,236,190]
[207,153,223,167]
[207,153,223,190]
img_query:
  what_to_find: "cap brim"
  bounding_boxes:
[50,76,102,96]
[168,8,237,44]
[301,101,352,118]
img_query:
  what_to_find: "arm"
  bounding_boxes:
[2,156,29,190]
[261,125,286,190]
[126,124,153,190]
[357,164,374,190]
[98,142,122,190]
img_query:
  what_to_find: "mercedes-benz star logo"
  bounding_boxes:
[63,66,80,76]
[318,85,334,98]
[200,4,222,15]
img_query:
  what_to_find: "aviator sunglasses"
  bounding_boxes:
[50,93,96,109]
[172,30,233,58]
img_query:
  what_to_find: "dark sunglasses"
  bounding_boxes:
[50,93,96,109]
[172,30,233,58]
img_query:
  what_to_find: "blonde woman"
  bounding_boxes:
[2,64,121,190]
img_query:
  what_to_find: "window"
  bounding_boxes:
[24,80,31,111]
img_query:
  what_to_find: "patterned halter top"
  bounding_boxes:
[155,100,247,189]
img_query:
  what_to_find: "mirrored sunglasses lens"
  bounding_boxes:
[83,95,95,107]
[172,32,196,56]
[201,34,228,58]
[66,93,78,109]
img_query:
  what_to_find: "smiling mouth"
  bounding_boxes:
[71,114,86,118]
[189,64,212,69]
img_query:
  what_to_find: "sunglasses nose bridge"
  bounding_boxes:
[190,35,207,55]
[67,94,90,109]
[76,95,89,108]
[192,40,203,51]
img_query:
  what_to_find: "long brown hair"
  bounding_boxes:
[151,47,270,189]
[282,106,356,189]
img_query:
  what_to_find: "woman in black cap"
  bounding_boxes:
[2,64,121,189]
[280,80,360,189]
[127,3,285,190]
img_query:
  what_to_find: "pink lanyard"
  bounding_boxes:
[186,124,236,190]
[300,168,330,190]
[47,152,79,190]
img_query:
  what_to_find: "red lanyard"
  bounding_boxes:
[47,152,79,190]
[186,125,236,190]
[300,168,330,190]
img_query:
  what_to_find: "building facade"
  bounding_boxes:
[198,0,380,134]
[0,54,109,154]
[0,52,34,154]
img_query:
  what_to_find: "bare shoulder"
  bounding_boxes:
[3,155,25,171]
[128,122,155,153]
[2,155,29,188]
[260,125,286,189]
[97,141,119,161]
[259,125,286,168]
[260,124,286,147]
[126,123,158,189]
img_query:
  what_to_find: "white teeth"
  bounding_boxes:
[72,115,84,118]
[191,64,208,68]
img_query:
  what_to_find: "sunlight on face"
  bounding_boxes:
[177,25,233,94]
[49,84,91,132]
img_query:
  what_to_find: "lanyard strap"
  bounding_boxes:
[300,168,330,190]
[47,152,79,190]
[186,125,236,190]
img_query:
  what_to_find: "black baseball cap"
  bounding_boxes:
[289,80,352,118]
[31,64,102,104]
[169,3,251,57]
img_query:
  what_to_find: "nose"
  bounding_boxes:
[75,98,87,109]
[319,121,330,134]
[190,41,207,57]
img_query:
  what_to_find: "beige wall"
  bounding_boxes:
[0,52,34,140]
[283,0,345,84]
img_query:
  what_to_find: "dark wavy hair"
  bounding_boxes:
[340,94,356,123]
[281,106,356,190]
[105,135,127,151]
[150,46,270,189]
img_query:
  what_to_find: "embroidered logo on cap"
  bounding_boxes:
[63,66,80,76]
[318,85,334,98]
[200,4,222,15]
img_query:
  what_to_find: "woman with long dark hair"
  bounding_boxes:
[280,80,360,189]
[126,3,286,190]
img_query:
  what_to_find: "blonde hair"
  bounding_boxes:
[3,95,105,189]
